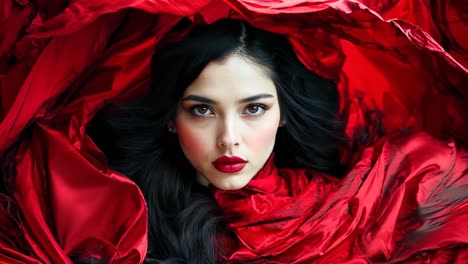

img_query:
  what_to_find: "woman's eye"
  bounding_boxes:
[191,105,214,117]
[244,104,267,116]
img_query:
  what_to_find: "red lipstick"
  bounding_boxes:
[212,156,247,173]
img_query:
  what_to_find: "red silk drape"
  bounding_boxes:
[0,0,467,263]
[213,133,468,263]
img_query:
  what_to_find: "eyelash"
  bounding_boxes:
[243,104,267,116]
[189,104,268,118]
[190,105,214,117]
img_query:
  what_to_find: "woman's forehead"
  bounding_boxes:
[184,55,277,100]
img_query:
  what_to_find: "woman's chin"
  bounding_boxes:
[211,178,250,191]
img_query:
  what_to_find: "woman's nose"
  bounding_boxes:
[217,117,240,148]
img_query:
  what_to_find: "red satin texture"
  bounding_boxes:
[0,0,467,263]
[213,134,468,263]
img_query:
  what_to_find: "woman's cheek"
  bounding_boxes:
[176,121,209,155]
[247,121,279,151]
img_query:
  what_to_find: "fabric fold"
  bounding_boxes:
[0,0,467,263]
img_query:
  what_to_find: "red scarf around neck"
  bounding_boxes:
[212,133,468,263]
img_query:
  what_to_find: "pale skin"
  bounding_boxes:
[170,54,283,190]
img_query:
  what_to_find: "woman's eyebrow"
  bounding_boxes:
[238,94,274,103]
[181,95,217,104]
[181,93,274,104]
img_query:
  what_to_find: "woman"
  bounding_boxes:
[89,18,344,263]
[1,1,467,263]
[88,19,468,263]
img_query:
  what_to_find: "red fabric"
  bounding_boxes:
[0,0,467,263]
[213,133,468,263]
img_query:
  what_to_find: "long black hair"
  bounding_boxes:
[88,18,345,264]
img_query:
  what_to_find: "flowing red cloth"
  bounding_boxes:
[213,133,468,263]
[0,0,467,263]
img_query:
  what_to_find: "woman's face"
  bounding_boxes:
[174,55,282,190]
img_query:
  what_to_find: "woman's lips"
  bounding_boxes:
[212,156,247,173]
